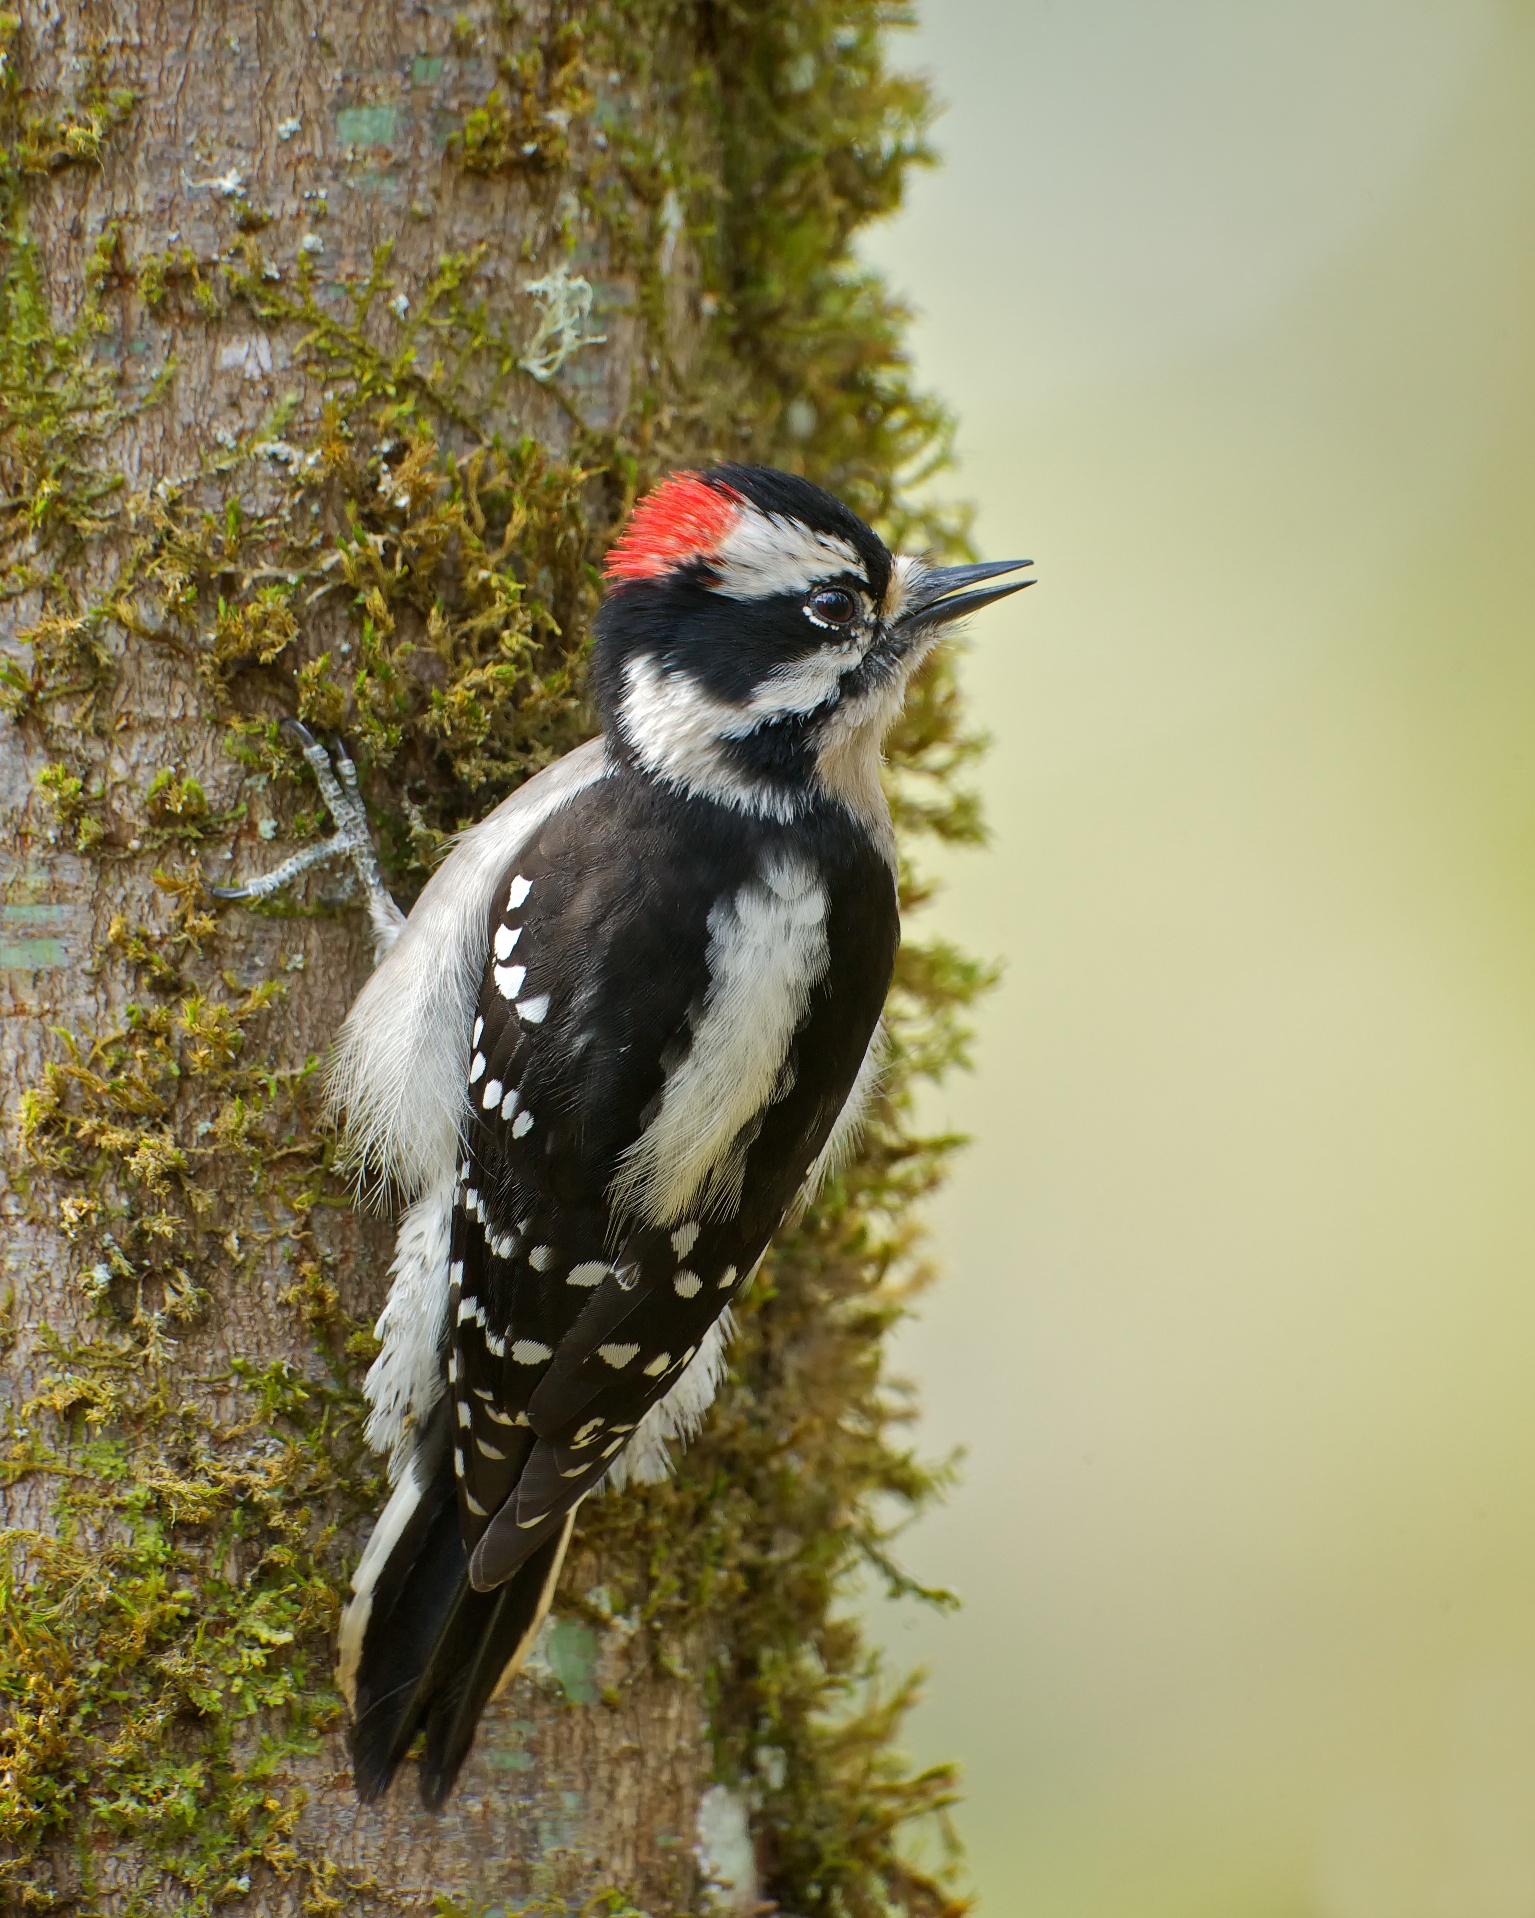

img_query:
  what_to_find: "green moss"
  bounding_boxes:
[134,242,220,317]
[2,2,986,1913]
[454,20,594,175]
[5,929,365,1911]
[2,1345,369,1913]
[34,763,104,853]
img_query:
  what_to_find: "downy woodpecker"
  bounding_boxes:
[219,465,1029,1804]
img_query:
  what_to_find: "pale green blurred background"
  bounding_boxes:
[859,2,1535,1911]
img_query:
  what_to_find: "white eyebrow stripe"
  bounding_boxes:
[708,505,863,602]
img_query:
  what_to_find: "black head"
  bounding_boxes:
[591,465,1030,826]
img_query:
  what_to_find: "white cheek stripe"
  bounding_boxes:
[742,640,863,720]
[618,655,800,822]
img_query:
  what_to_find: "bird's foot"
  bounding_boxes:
[209,720,406,956]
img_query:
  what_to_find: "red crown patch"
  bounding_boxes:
[604,472,742,583]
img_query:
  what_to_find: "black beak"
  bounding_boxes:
[894,557,1034,638]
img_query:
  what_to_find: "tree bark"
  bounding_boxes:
[0,3,975,1914]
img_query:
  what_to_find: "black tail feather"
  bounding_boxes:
[341,1404,574,1807]
[419,1514,573,1809]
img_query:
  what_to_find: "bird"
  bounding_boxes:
[215,463,1030,1805]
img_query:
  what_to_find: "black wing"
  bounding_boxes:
[449,774,897,1591]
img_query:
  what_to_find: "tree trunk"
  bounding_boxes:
[0,2,978,1913]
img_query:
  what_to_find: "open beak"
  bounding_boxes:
[894,557,1034,639]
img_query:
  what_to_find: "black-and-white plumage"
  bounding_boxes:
[231,466,1028,1805]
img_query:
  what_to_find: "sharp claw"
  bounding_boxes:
[332,737,362,794]
[207,722,404,955]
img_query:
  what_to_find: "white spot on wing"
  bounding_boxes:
[673,1270,701,1298]
[528,1245,554,1271]
[671,1221,699,1256]
[469,1051,486,1083]
[599,1343,639,1368]
[507,874,532,908]
[643,1351,671,1377]
[606,1310,736,1491]
[516,993,550,1024]
[567,1260,607,1288]
[495,963,526,1001]
[482,1077,503,1111]
[512,1109,534,1138]
[324,737,609,1200]
[512,1339,552,1364]
[494,923,521,961]
[500,1087,520,1121]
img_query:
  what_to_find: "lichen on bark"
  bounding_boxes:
[0,3,987,1913]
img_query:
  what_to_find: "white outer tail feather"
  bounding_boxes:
[337,1442,433,1708]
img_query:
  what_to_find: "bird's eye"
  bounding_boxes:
[805,587,857,629]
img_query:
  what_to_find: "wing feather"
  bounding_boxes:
[439,776,893,1591]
